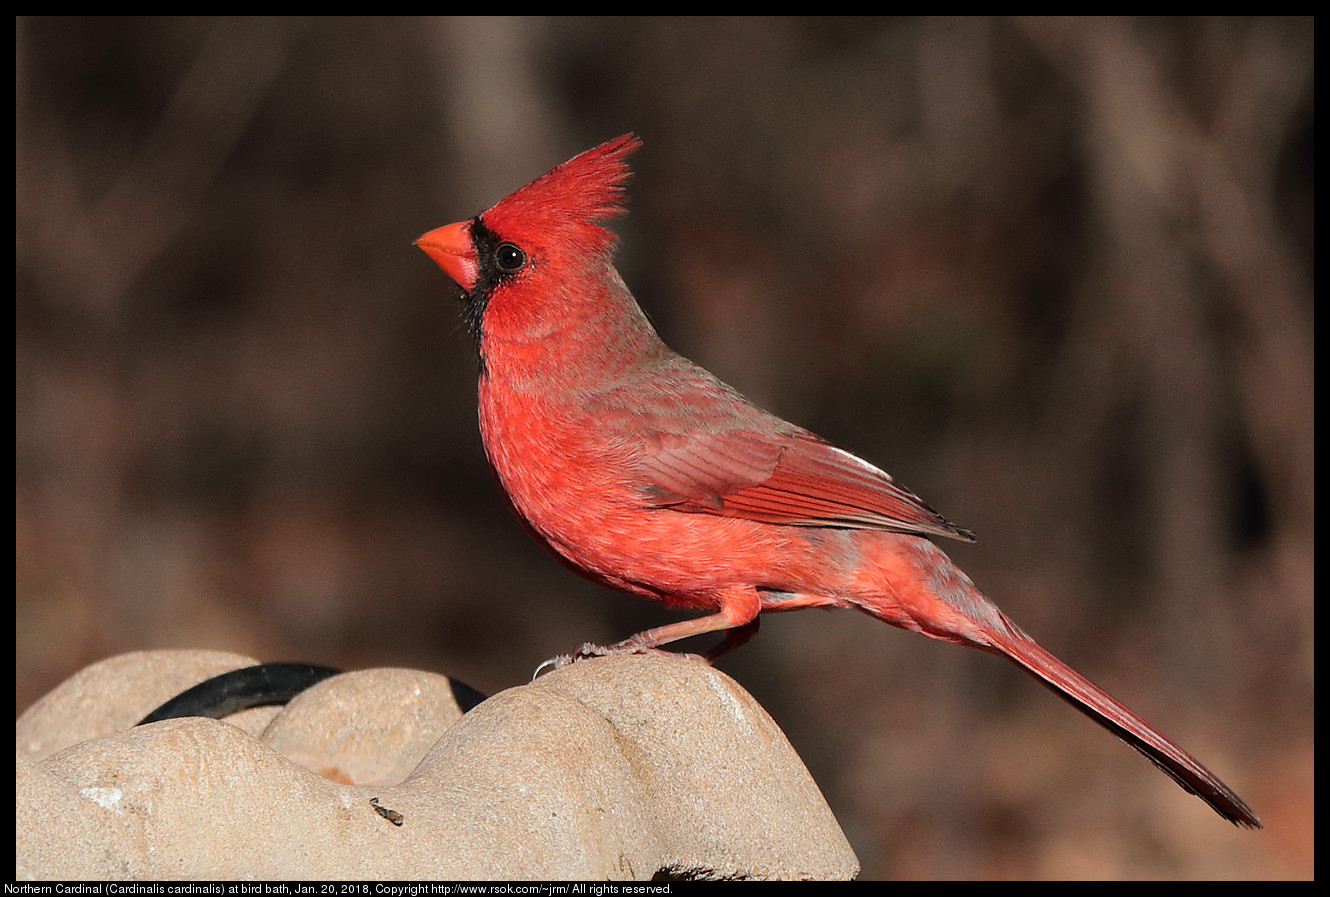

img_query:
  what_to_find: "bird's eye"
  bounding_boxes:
[495,242,526,274]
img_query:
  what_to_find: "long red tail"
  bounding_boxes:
[984,618,1260,828]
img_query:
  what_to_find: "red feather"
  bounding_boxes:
[642,428,973,541]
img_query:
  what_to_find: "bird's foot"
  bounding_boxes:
[532,640,704,679]
[531,655,567,679]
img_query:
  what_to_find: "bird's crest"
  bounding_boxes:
[481,134,641,256]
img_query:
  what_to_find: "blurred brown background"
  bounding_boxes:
[16,17,1312,880]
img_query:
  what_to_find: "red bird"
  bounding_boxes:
[416,134,1259,828]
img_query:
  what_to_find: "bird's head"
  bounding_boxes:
[416,135,643,365]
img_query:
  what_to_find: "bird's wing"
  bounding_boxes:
[629,397,974,543]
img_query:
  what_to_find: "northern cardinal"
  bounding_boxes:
[416,134,1259,828]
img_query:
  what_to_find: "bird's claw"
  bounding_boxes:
[531,642,605,679]
[532,654,572,679]
[532,641,715,680]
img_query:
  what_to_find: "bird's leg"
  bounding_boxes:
[701,617,760,662]
[534,586,761,678]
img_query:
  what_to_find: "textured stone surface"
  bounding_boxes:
[15,650,265,759]
[16,650,858,880]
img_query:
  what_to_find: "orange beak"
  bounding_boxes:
[415,221,479,291]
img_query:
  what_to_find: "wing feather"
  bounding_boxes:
[639,424,974,542]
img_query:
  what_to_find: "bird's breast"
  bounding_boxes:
[476,376,657,580]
